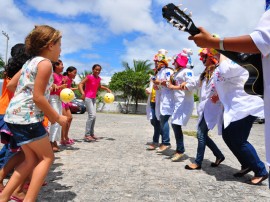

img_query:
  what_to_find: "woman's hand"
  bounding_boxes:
[179,82,187,90]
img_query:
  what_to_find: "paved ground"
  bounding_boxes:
[37,112,270,202]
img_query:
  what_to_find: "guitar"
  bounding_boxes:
[162,3,263,96]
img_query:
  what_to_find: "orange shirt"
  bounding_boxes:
[0,78,14,114]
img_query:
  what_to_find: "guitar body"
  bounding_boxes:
[162,3,264,96]
[218,51,263,95]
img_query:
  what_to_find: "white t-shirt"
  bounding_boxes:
[213,59,264,128]
[250,9,270,166]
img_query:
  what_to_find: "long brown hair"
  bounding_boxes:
[25,25,61,56]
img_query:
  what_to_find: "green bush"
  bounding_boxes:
[194,93,199,102]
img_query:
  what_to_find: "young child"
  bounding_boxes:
[0,43,31,200]
[49,59,67,152]
[79,64,111,142]
[167,49,196,161]
[0,25,68,202]
[185,48,225,170]
[61,66,77,145]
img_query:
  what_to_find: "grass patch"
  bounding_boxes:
[183,130,212,138]
[183,130,197,137]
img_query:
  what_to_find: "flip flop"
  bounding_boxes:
[10,195,23,202]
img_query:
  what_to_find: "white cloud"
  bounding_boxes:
[0,0,266,78]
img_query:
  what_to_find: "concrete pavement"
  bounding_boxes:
[37,112,270,202]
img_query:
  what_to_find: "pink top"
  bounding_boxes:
[51,73,65,96]
[64,76,72,88]
[85,74,101,98]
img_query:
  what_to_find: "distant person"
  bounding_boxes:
[188,0,270,186]
[167,49,196,162]
[152,50,174,153]
[0,25,68,202]
[185,48,224,170]
[145,54,162,150]
[79,64,111,142]
[61,66,78,146]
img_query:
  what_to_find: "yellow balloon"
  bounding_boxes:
[103,93,114,104]
[60,88,75,103]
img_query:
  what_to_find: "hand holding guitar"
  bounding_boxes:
[188,27,220,49]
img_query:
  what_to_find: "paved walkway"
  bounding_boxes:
[37,113,270,202]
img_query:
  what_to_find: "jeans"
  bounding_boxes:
[160,114,171,146]
[85,98,96,136]
[150,102,161,144]
[195,116,224,166]
[222,115,267,177]
[171,124,185,153]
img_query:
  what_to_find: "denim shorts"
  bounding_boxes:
[6,122,48,146]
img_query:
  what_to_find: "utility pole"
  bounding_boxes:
[2,31,9,64]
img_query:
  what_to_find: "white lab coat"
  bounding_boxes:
[171,68,196,126]
[197,76,223,135]
[154,67,174,120]
[250,8,270,166]
[146,80,154,120]
[213,59,264,129]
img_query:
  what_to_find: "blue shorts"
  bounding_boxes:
[6,122,48,146]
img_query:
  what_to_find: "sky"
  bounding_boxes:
[0,0,265,84]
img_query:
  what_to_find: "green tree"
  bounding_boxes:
[109,60,152,113]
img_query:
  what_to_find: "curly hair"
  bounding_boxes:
[4,43,31,79]
[25,25,61,57]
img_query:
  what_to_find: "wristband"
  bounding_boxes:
[219,38,225,51]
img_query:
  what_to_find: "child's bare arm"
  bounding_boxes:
[33,60,67,125]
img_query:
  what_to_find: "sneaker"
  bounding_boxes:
[156,145,171,153]
[171,153,184,162]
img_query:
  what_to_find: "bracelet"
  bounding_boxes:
[219,38,225,51]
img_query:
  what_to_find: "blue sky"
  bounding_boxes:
[0,0,265,84]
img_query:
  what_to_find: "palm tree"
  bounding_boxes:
[120,59,153,113]
[122,59,153,74]
[0,56,5,79]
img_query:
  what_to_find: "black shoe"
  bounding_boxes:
[233,167,252,177]
[185,164,201,170]
[211,156,225,167]
[247,174,269,185]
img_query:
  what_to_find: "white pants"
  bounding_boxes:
[49,95,62,142]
